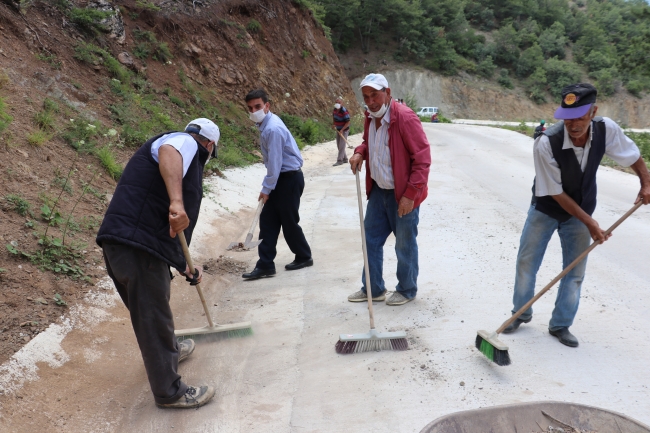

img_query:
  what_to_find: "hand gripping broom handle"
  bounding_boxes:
[355,169,376,330]
[496,201,643,334]
[178,231,214,328]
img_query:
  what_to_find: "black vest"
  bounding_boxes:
[532,118,606,222]
[96,132,208,270]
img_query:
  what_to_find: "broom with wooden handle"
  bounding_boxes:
[174,231,252,340]
[476,201,643,366]
[335,168,408,354]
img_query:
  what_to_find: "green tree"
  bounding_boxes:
[516,43,544,77]
[526,67,548,104]
[583,51,615,73]
[544,57,582,99]
[592,67,619,96]
[538,21,567,59]
[517,17,540,48]
[493,23,520,64]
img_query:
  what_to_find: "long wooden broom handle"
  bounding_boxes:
[355,169,376,330]
[496,201,643,334]
[178,231,214,328]
[337,129,350,144]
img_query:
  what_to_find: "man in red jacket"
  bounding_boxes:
[348,73,431,306]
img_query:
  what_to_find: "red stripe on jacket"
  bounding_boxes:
[354,101,431,208]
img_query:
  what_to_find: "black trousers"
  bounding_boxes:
[256,170,312,269]
[102,242,187,404]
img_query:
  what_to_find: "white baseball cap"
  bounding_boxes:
[185,118,220,144]
[359,73,389,90]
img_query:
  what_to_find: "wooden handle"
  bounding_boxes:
[496,202,643,334]
[338,129,350,144]
[248,199,264,237]
[178,231,214,328]
[355,169,375,330]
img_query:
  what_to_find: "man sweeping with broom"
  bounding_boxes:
[96,119,219,408]
[503,83,650,347]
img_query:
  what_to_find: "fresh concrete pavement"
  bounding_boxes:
[1,124,649,432]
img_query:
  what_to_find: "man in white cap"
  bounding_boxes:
[348,73,431,306]
[97,118,220,409]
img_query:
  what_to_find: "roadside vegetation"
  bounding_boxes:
[305,0,650,102]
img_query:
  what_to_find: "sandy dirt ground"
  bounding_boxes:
[1,124,649,432]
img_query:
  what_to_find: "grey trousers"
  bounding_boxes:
[335,129,349,162]
[102,242,187,404]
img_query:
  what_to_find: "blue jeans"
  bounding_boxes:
[512,206,591,331]
[361,182,419,299]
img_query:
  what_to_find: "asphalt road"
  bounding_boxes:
[2,124,649,432]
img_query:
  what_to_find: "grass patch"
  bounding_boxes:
[27,129,49,146]
[0,97,13,135]
[74,43,130,83]
[95,146,123,180]
[36,53,62,69]
[4,194,31,216]
[279,113,333,149]
[247,19,262,33]
[69,7,114,35]
[133,30,173,63]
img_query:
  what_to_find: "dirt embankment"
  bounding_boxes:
[0,0,356,364]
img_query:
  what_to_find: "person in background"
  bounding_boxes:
[242,89,313,280]
[332,97,351,166]
[533,119,546,139]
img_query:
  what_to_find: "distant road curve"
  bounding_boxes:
[451,118,650,134]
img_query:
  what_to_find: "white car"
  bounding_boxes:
[416,107,438,117]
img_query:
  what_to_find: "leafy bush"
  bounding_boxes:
[526,67,548,104]
[537,22,567,59]
[591,67,619,96]
[497,69,514,89]
[74,43,130,83]
[247,19,262,33]
[4,194,31,216]
[476,56,496,78]
[279,113,332,147]
[69,8,113,34]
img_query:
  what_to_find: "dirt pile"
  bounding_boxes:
[0,0,356,364]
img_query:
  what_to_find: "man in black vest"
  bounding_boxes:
[504,83,650,347]
[96,118,219,408]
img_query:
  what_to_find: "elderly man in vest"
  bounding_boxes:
[347,73,431,306]
[504,83,650,347]
[96,118,220,408]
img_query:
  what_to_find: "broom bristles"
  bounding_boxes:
[475,334,511,366]
[176,326,253,342]
[335,337,408,354]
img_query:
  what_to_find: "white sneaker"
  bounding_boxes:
[386,292,413,306]
[347,290,386,302]
[156,385,215,409]
[178,339,195,363]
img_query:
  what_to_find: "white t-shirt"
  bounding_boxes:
[533,117,641,197]
[151,132,198,177]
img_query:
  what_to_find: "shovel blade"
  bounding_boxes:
[226,242,240,250]
[243,239,262,249]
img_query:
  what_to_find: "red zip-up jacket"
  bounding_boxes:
[354,101,431,208]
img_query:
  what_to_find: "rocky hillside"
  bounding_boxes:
[0,0,356,363]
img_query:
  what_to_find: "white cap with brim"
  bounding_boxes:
[359,73,389,90]
[185,118,220,156]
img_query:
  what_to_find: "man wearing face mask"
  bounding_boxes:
[348,73,431,306]
[96,118,219,408]
[503,83,650,347]
[242,88,313,280]
[332,96,351,166]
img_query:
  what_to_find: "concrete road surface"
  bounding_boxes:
[1,124,649,432]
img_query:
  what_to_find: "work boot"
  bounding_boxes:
[386,292,414,306]
[501,317,531,334]
[178,339,195,363]
[549,327,579,347]
[156,385,215,409]
[347,289,386,302]
[242,267,276,280]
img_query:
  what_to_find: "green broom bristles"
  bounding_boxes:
[475,334,511,366]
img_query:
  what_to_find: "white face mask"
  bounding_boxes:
[249,109,266,123]
[334,103,341,109]
[368,103,388,118]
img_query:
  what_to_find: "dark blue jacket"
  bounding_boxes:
[532,118,606,222]
[96,132,208,271]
